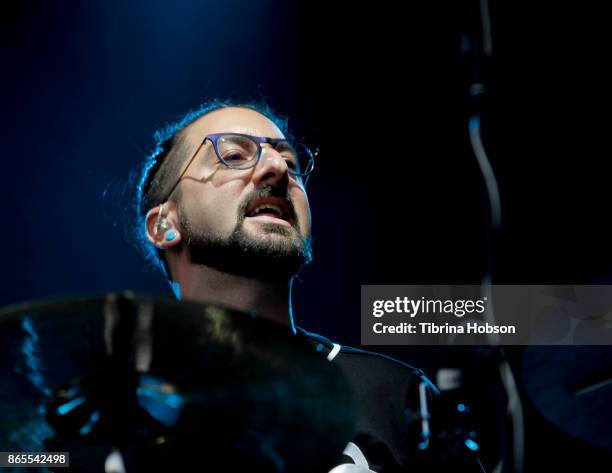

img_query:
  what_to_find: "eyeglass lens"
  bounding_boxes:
[216,135,311,175]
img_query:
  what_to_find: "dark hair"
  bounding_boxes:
[133,99,292,279]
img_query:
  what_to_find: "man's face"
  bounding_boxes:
[172,107,312,281]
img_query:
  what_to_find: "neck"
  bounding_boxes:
[169,251,295,329]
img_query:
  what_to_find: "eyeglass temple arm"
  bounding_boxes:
[159,138,209,204]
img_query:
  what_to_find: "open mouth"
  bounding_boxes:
[245,196,294,225]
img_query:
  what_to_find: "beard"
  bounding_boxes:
[177,187,313,283]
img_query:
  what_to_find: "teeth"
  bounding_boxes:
[251,204,283,217]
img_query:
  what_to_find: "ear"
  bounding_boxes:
[145,203,182,249]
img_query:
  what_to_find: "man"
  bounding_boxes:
[135,100,436,472]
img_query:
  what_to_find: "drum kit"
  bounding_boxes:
[2,293,610,472]
[0,293,357,472]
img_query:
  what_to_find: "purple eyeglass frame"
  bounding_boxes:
[160,132,316,202]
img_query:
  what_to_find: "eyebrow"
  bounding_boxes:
[235,129,258,136]
[229,130,286,139]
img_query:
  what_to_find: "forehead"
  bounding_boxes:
[183,106,286,142]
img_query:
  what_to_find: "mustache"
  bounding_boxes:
[237,184,297,224]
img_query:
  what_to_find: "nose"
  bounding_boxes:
[251,145,290,187]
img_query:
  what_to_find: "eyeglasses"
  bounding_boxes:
[161,133,317,202]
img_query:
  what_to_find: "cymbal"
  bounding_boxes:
[0,293,357,472]
[521,346,612,454]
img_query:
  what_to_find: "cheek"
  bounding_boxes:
[208,194,241,226]
[294,196,312,236]
[183,183,242,230]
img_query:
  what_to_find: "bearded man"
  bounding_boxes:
[135,100,435,472]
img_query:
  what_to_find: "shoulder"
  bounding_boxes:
[295,327,439,395]
[296,327,438,471]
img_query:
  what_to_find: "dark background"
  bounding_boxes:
[2,0,611,471]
